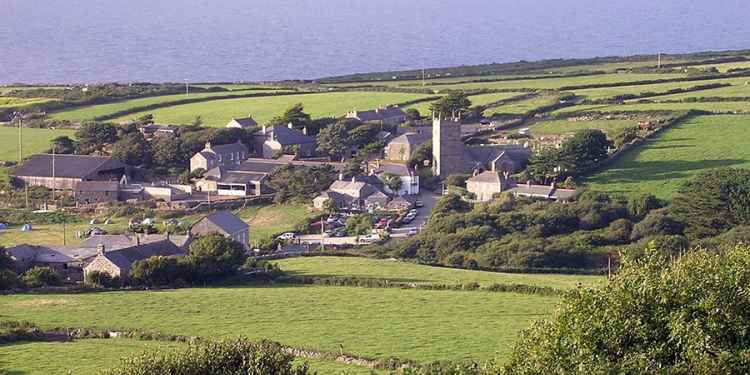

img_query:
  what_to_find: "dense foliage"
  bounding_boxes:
[316,118,381,160]
[268,164,337,203]
[526,129,612,184]
[103,338,308,375]
[20,266,63,288]
[429,91,472,117]
[504,244,750,374]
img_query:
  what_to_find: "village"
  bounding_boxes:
[1,95,577,285]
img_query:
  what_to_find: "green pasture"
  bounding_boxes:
[277,256,604,289]
[573,76,750,100]
[406,91,523,115]
[556,101,750,114]
[0,285,559,364]
[527,118,637,136]
[650,81,750,101]
[114,91,433,127]
[0,96,58,109]
[236,203,315,244]
[689,61,750,72]
[0,126,75,162]
[485,94,560,115]
[49,89,293,122]
[585,115,750,199]
[190,83,285,91]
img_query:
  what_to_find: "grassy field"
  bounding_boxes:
[0,285,559,364]
[277,256,604,289]
[651,82,750,101]
[113,92,433,127]
[572,76,750,100]
[585,115,750,199]
[49,89,293,122]
[236,203,315,244]
[527,118,637,136]
[0,220,131,248]
[556,101,750,114]
[0,339,184,375]
[0,96,58,109]
[406,91,523,115]
[485,94,560,116]
[0,127,76,162]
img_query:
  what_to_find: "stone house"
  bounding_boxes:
[226,115,258,129]
[313,176,390,210]
[466,170,577,203]
[189,141,249,173]
[83,239,185,281]
[11,154,128,190]
[189,211,250,250]
[250,124,317,159]
[73,181,121,204]
[368,161,419,195]
[384,130,431,162]
[346,106,407,126]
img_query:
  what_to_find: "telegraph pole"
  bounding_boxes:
[657,53,662,69]
[51,142,56,204]
[184,79,189,95]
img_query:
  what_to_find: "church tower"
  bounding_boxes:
[432,115,465,177]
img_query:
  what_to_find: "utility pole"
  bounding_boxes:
[320,219,325,252]
[422,68,426,87]
[657,53,662,69]
[184,79,189,95]
[51,142,56,204]
[63,219,67,246]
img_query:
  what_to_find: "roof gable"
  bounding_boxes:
[12,154,125,179]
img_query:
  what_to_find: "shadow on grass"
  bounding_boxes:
[594,158,747,183]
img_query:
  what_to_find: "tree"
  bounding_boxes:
[380,172,403,192]
[270,103,311,128]
[409,140,432,169]
[111,132,152,166]
[268,164,336,203]
[612,125,640,148]
[560,129,612,173]
[526,147,570,184]
[672,168,750,239]
[191,115,204,127]
[152,137,186,170]
[75,122,118,153]
[316,121,350,158]
[187,234,247,282]
[129,256,182,287]
[504,244,750,374]
[21,266,63,288]
[405,108,422,122]
[429,91,472,118]
[84,270,120,288]
[346,214,372,236]
[48,136,76,154]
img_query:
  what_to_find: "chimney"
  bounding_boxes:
[338,173,343,181]
[351,176,356,183]
[262,125,267,134]
[287,122,294,129]
[205,142,212,151]
[96,244,105,256]
[302,126,308,135]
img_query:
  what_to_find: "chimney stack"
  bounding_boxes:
[338,173,343,181]
[205,142,212,151]
[351,176,356,183]
[288,122,294,129]
[96,244,105,256]
[262,125,267,134]
[302,126,308,135]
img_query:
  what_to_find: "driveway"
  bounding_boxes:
[390,190,439,239]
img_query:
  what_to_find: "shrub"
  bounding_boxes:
[84,270,121,288]
[21,267,63,288]
[630,208,684,241]
[0,269,19,290]
[129,256,184,287]
[103,338,309,375]
[187,235,247,282]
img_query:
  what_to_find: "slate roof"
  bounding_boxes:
[7,245,74,264]
[79,234,189,251]
[102,239,184,271]
[12,154,125,179]
[350,107,406,122]
[200,211,249,234]
[74,181,120,192]
[211,142,249,155]
[467,171,506,184]
[228,117,258,128]
[507,183,578,201]
[389,132,431,147]
[263,125,316,146]
[373,162,413,177]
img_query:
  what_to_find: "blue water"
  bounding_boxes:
[2,0,749,84]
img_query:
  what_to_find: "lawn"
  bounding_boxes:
[585,115,750,199]
[0,126,76,162]
[0,338,375,375]
[236,203,316,245]
[0,220,130,248]
[0,285,559,364]
[49,89,293,122]
[113,92,433,127]
[277,256,604,290]
[527,118,637,136]
[651,81,750,101]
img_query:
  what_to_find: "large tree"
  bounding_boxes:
[75,122,118,153]
[187,234,247,282]
[504,244,750,374]
[270,103,311,128]
[429,91,472,118]
[560,128,612,173]
[111,132,152,166]
[47,136,76,154]
[671,168,750,239]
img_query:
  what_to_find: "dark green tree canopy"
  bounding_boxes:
[111,132,152,166]
[47,136,76,154]
[429,91,472,118]
[187,234,247,282]
[270,103,311,128]
[75,122,118,153]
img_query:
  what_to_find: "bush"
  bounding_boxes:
[0,269,19,290]
[84,270,121,288]
[504,244,750,374]
[21,267,63,288]
[129,256,184,287]
[103,338,309,375]
[630,208,684,241]
[187,235,247,282]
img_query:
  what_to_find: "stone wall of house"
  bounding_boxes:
[84,256,122,279]
[467,181,503,202]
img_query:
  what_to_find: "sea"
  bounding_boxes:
[2,0,750,84]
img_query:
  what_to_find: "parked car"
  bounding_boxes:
[414,200,424,208]
[407,228,419,236]
[276,232,297,240]
[359,234,381,243]
[402,215,415,224]
[86,227,108,237]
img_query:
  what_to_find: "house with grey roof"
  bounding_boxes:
[466,169,577,203]
[313,176,391,210]
[73,181,121,204]
[346,106,407,126]
[226,115,258,129]
[385,129,431,162]
[189,211,250,250]
[251,123,317,159]
[368,161,419,195]
[83,239,185,281]
[189,141,249,173]
[7,245,77,273]
[11,154,128,190]
[140,124,178,139]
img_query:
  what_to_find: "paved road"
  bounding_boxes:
[390,191,439,239]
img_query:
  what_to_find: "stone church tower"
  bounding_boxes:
[432,116,465,177]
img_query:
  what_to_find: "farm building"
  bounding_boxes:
[83,239,185,281]
[140,124,178,138]
[73,181,121,204]
[226,115,258,129]
[189,211,250,250]
[11,154,128,190]
[250,123,317,159]
[190,141,249,173]
[346,106,407,126]
[384,129,431,162]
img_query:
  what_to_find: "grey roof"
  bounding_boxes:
[12,154,125,179]
[217,158,345,175]
[507,183,577,201]
[211,142,249,155]
[228,117,258,128]
[260,125,316,146]
[374,162,412,177]
[102,239,184,270]
[7,245,74,264]
[389,132,431,148]
[350,107,406,122]
[79,234,189,251]
[201,211,249,234]
[74,181,120,192]
[219,171,268,184]
[468,171,505,184]
[142,124,177,133]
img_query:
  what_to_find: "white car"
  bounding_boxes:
[407,228,419,236]
[276,232,297,240]
[359,234,381,243]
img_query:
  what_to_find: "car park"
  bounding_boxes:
[276,232,297,240]
[407,228,418,236]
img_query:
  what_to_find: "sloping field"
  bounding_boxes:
[0,285,559,364]
[651,82,750,101]
[0,96,57,109]
[485,94,561,116]
[114,91,433,126]
[0,127,75,162]
[49,89,293,121]
[585,115,750,199]
[573,76,750,100]
[406,91,523,115]
[424,73,687,92]
[277,256,604,289]
[528,118,637,136]
[556,101,750,114]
